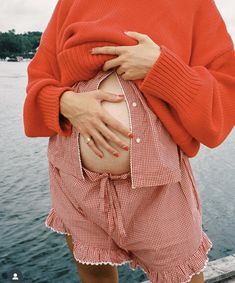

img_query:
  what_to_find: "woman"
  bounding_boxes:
[23,0,235,282]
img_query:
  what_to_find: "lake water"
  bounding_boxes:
[0,61,234,283]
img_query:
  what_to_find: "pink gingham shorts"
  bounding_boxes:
[45,145,213,283]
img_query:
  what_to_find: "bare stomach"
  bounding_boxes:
[79,71,131,174]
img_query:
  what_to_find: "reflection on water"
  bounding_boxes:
[0,62,234,282]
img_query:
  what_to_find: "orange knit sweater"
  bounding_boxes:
[23,0,235,157]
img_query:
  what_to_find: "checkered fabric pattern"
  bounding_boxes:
[45,70,213,283]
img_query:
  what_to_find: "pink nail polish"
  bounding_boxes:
[128,132,134,138]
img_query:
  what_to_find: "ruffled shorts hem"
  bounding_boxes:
[45,208,133,267]
[128,230,213,283]
[45,207,213,283]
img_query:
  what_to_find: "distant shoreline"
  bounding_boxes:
[0,29,41,60]
[0,58,31,62]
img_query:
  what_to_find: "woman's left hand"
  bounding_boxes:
[91,31,161,81]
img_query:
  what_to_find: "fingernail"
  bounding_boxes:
[113,152,119,157]
[122,145,129,151]
[98,153,103,159]
[128,132,134,138]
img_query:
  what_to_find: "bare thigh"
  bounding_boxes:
[189,271,205,283]
[64,234,119,283]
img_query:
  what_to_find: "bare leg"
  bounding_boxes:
[189,271,205,283]
[65,234,119,283]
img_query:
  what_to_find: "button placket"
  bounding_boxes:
[114,71,135,189]
[130,99,141,144]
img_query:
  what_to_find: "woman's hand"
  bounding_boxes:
[60,90,133,158]
[91,31,161,81]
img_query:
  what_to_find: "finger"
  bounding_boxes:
[92,45,126,55]
[121,72,130,81]
[116,66,126,76]
[103,57,122,72]
[95,121,129,151]
[124,31,148,43]
[89,129,120,157]
[100,110,132,138]
[97,91,125,102]
[81,134,104,159]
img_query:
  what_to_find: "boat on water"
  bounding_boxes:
[5,56,24,62]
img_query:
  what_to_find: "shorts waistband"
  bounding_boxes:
[82,166,131,181]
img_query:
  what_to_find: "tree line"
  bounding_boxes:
[0,29,42,59]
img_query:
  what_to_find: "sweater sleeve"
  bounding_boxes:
[23,0,73,137]
[139,0,235,148]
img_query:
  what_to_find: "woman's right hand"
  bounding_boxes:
[59,90,133,158]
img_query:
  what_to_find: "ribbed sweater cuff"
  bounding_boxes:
[38,85,73,136]
[139,45,203,111]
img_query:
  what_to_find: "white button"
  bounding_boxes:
[136,137,141,143]
[132,102,137,107]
